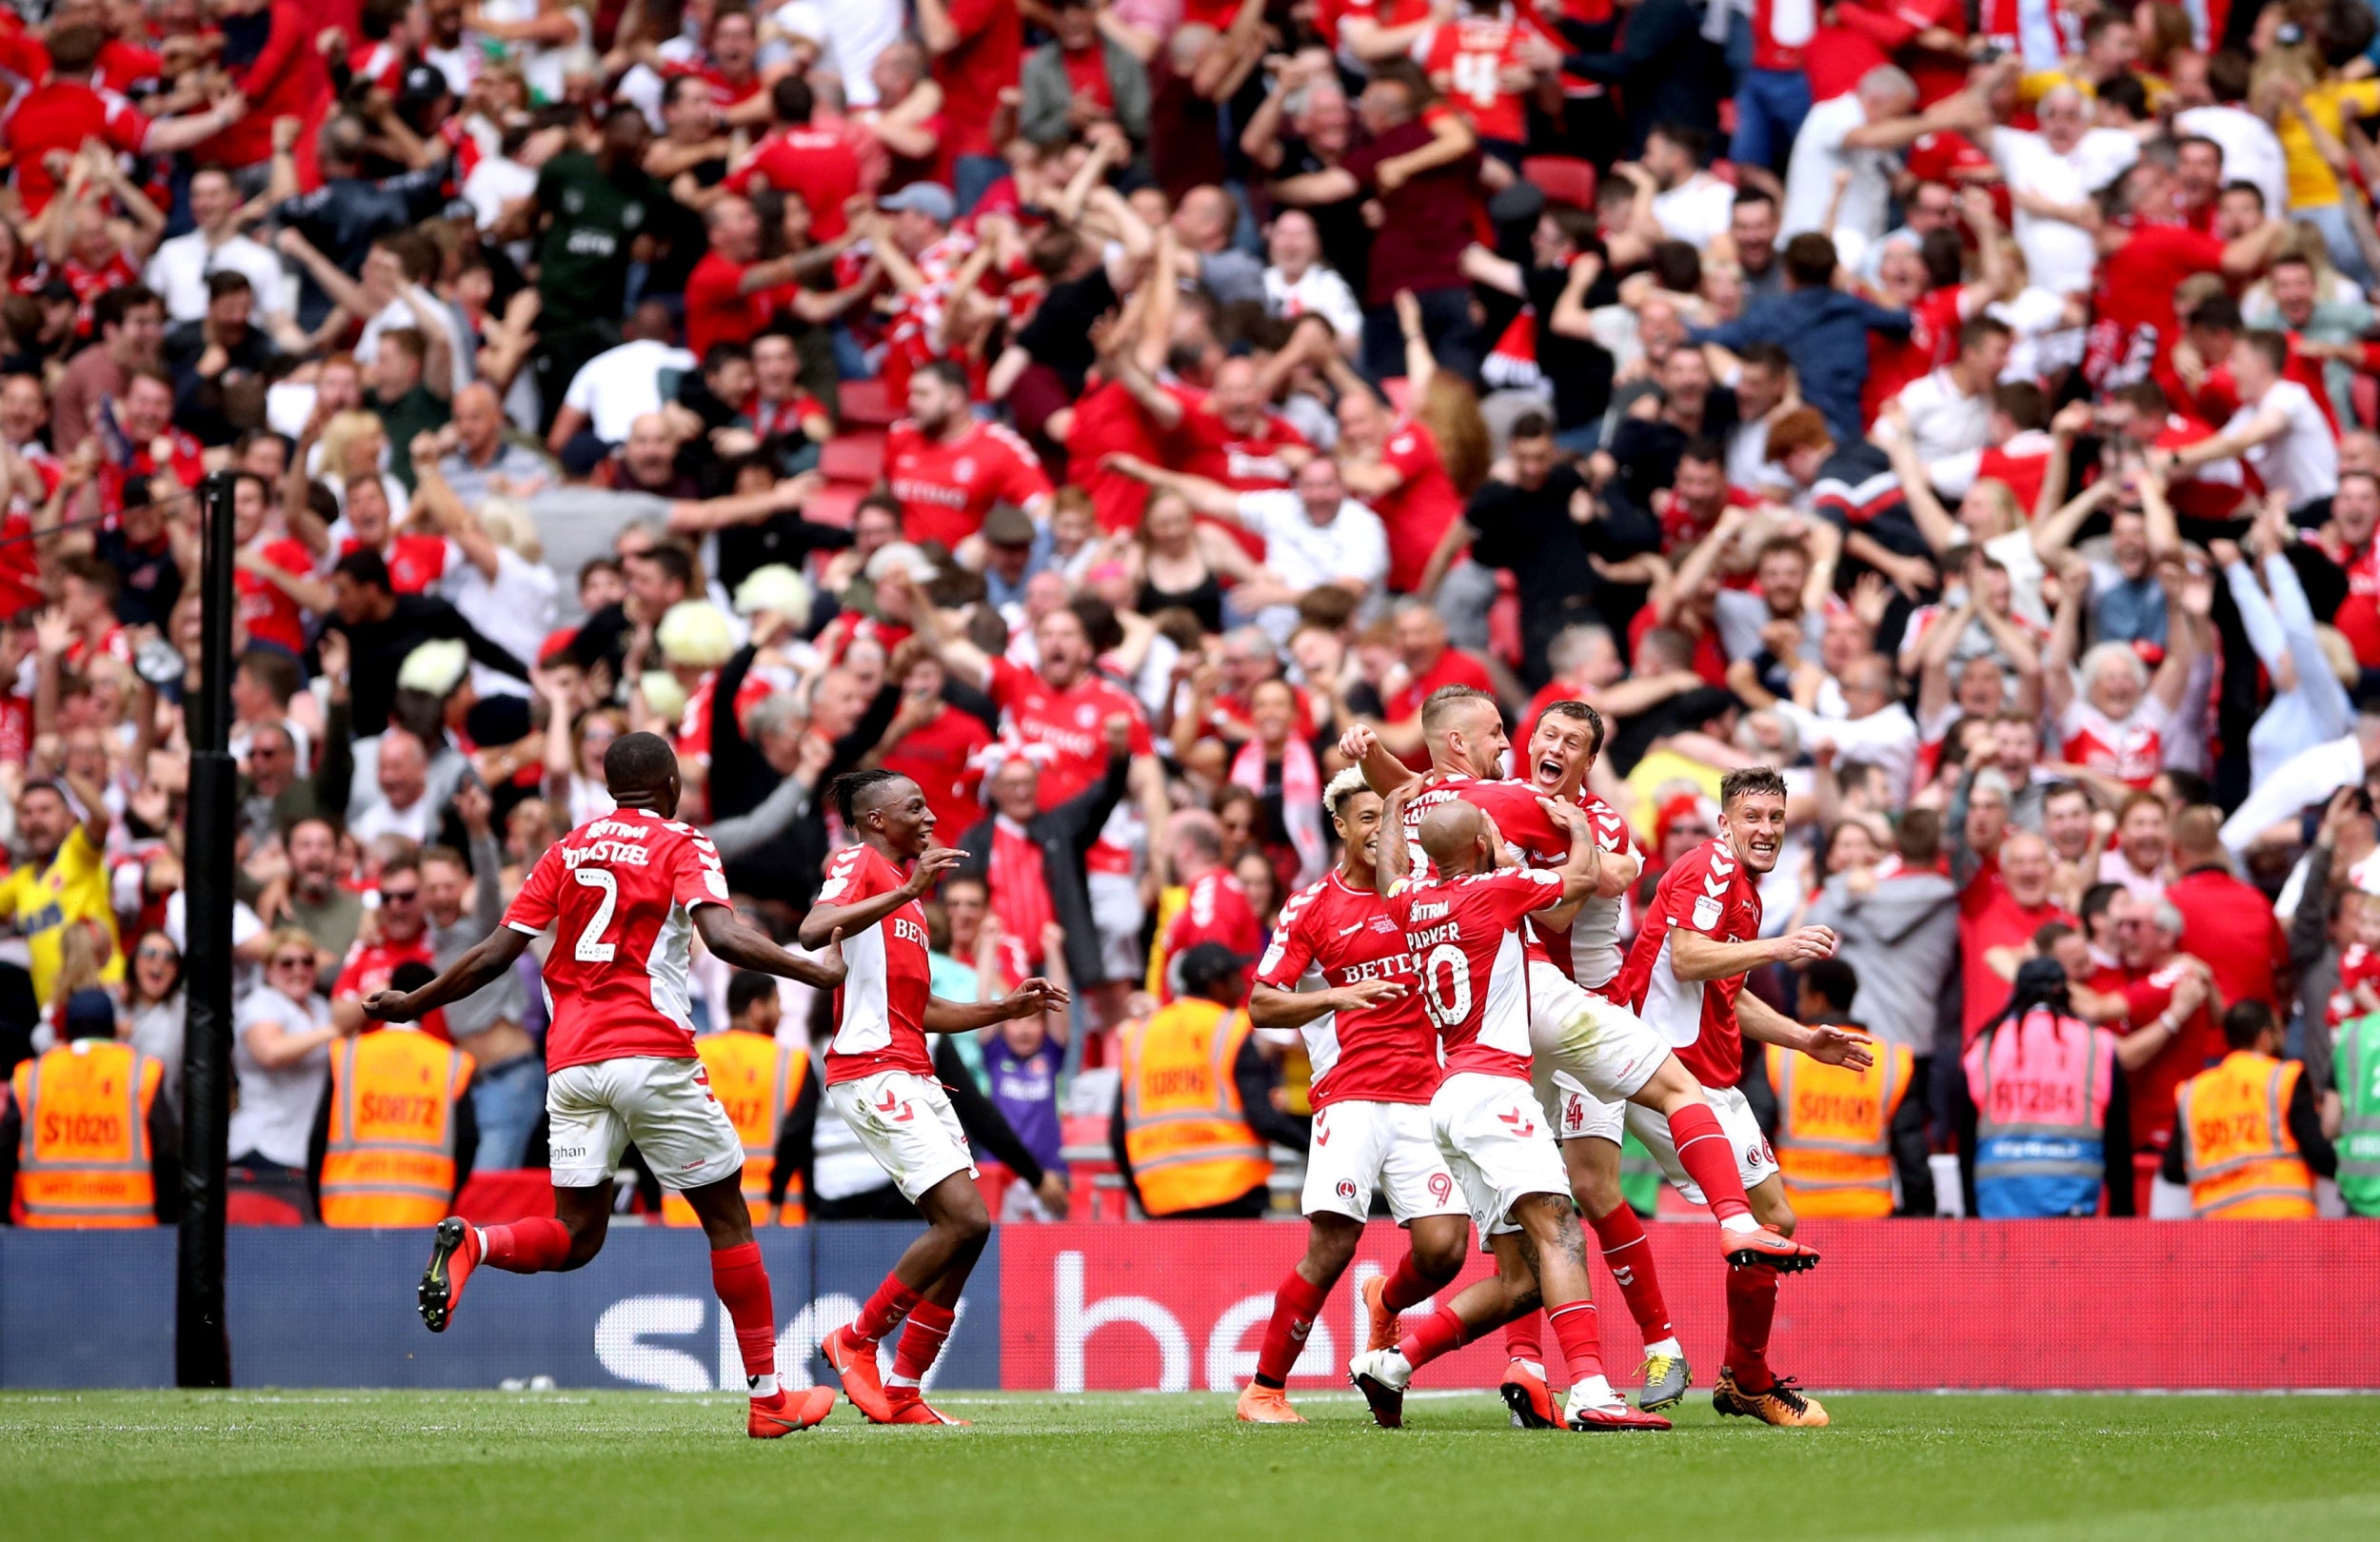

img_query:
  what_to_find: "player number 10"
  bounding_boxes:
[1419,942,1472,1032]
[572,868,619,961]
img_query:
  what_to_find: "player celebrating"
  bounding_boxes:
[1613,765,1873,1428]
[801,769,1070,1426]
[368,732,851,1439]
[1342,692,1818,1392]
[1347,786,1667,1433]
[1237,769,1471,1425]
[1486,702,1696,1420]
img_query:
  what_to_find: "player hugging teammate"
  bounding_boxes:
[1266,687,1870,1432]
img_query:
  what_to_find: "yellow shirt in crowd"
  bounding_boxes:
[0,824,124,1003]
[2280,78,2380,210]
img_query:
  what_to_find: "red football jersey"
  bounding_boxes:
[504,808,732,1072]
[1165,869,1263,964]
[883,418,1053,550]
[1423,12,1552,144]
[340,532,449,596]
[2,81,149,216]
[1370,416,1466,594]
[2330,942,2380,1031]
[724,127,863,240]
[985,656,1150,808]
[881,704,994,842]
[235,538,317,655]
[817,842,936,1083]
[1616,837,1763,1088]
[1168,388,1307,493]
[1386,864,1563,1079]
[1256,870,1437,1106]
[2121,959,2222,1152]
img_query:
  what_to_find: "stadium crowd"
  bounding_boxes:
[1,0,2377,1231]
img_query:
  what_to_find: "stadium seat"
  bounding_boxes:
[226,1190,306,1226]
[803,481,863,527]
[819,431,886,484]
[837,378,900,426]
[455,1170,558,1224]
[1520,155,1597,209]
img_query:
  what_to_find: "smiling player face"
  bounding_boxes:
[867,779,937,860]
[1720,789,1789,874]
[1333,789,1386,875]
[1525,714,1595,797]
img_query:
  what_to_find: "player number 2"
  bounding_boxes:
[572,868,619,961]
[1419,942,1472,1031]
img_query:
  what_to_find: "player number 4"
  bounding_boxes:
[573,868,619,961]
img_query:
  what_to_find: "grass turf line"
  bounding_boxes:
[4,1391,2378,1541]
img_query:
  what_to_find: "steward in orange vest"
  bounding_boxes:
[2,990,181,1226]
[307,1020,477,1226]
[1746,959,1934,1216]
[2162,1000,2335,1217]
[1109,942,1305,1218]
[663,973,816,1227]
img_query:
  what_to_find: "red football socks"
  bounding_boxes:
[1668,1102,1755,1222]
[1587,1203,1675,1341]
[1253,1269,1331,1389]
[1379,1253,1438,1315]
[1503,1312,1540,1365]
[710,1242,778,1390]
[482,1217,571,1273]
[1397,1303,1470,1372]
[888,1300,955,1388]
[1546,1300,1604,1385]
[852,1274,924,1343]
[1725,1267,1778,1389]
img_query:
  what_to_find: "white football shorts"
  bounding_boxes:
[1300,1099,1467,1225]
[825,1068,978,1203]
[546,1055,744,1192]
[1430,1071,1570,1248]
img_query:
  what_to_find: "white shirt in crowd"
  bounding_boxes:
[1262,264,1365,345]
[144,229,294,325]
[1653,171,1737,250]
[1991,127,2140,296]
[350,788,438,847]
[228,985,333,1169]
[1781,93,1896,243]
[356,286,475,399]
[2173,105,2289,221]
[1775,697,1920,803]
[2230,378,2339,510]
[443,546,560,701]
[1231,489,1389,597]
[565,338,701,444]
[1892,367,1993,463]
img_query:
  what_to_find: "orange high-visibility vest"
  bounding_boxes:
[10,1039,161,1228]
[2177,1050,2316,1218]
[1766,1037,1914,1218]
[320,1029,474,1227]
[1118,998,1271,1216]
[663,1034,808,1227]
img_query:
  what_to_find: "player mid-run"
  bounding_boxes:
[1347,784,1668,1433]
[368,732,851,1438]
[1614,764,1874,1428]
[801,769,1070,1427]
[1237,769,1471,1425]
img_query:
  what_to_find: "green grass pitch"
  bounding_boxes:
[6,1390,2378,1541]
